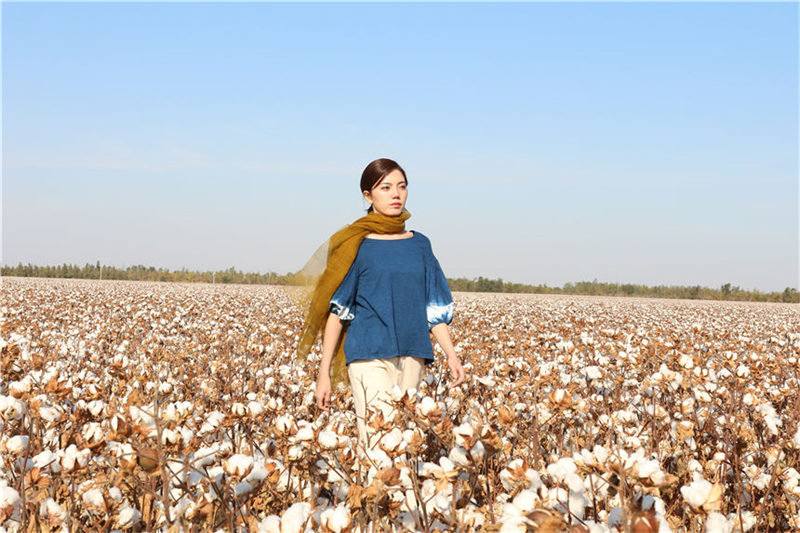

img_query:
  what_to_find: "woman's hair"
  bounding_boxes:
[360,158,407,213]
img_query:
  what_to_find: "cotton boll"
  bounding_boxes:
[87,399,106,417]
[449,446,471,468]
[39,404,62,423]
[320,503,352,533]
[39,497,67,527]
[224,454,254,477]
[318,430,338,450]
[234,481,254,496]
[705,512,732,533]
[380,428,404,453]
[499,516,529,533]
[727,511,756,532]
[2,435,29,455]
[0,485,21,522]
[81,488,106,512]
[287,444,305,461]
[258,515,281,533]
[546,457,577,483]
[117,505,142,529]
[31,450,59,472]
[280,502,311,533]
[470,440,486,463]
[247,401,265,417]
[511,489,538,514]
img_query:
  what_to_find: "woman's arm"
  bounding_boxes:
[316,312,344,410]
[431,323,466,388]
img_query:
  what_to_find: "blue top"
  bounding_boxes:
[328,230,454,366]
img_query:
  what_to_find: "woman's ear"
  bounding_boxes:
[362,190,372,207]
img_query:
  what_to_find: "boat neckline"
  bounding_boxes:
[363,230,417,241]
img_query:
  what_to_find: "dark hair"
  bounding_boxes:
[360,158,407,213]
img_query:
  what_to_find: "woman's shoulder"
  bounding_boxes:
[412,230,430,243]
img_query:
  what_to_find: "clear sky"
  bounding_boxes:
[2,1,798,292]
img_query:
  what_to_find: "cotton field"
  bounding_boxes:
[1,277,799,533]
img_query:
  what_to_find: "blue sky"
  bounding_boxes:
[2,2,797,292]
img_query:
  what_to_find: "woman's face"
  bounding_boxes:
[363,169,407,216]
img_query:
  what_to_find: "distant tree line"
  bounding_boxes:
[2,262,797,303]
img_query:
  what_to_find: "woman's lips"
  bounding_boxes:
[391,203,401,207]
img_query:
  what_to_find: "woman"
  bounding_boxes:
[296,158,466,450]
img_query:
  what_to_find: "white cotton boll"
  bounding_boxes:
[295,424,314,442]
[117,505,142,529]
[636,459,660,479]
[546,457,577,483]
[108,487,122,502]
[280,502,312,533]
[783,468,800,492]
[318,430,338,450]
[753,473,771,491]
[439,456,456,473]
[565,472,587,520]
[454,422,475,447]
[224,454,254,477]
[232,402,247,417]
[476,376,496,387]
[681,479,712,509]
[180,427,194,446]
[87,399,106,417]
[4,435,29,455]
[161,428,180,445]
[60,444,90,472]
[511,489,538,513]
[470,440,486,463]
[743,393,755,406]
[258,515,281,533]
[32,450,59,471]
[418,461,442,478]
[246,463,269,485]
[82,488,105,510]
[380,428,403,452]
[755,402,782,436]
[1,485,21,518]
[793,425,800,448]
[287,444,305,461]
[499,516,528,533]
[418,396,437,416]
[449,446,471,468]
[247,401,265,417]
[39,497,67,525]
[234,481,254,496]
[320,503,351,533]
[705,512,733,533]
[192,446,218,468]
[728,511,756,532]
[82,422,105,445]
[39,405,61,423]
[0,394,27,420]
[593,445,609,466]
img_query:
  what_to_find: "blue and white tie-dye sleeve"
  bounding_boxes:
[329,260,358,321]
[425,242,454,330]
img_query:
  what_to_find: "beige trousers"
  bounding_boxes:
[348,356,424,451]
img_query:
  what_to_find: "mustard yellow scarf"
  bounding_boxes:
[294,208,411,387]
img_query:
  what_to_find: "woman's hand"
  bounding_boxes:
[431,323,466,388]
[447,353,466,388]
[316,374,332,411]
